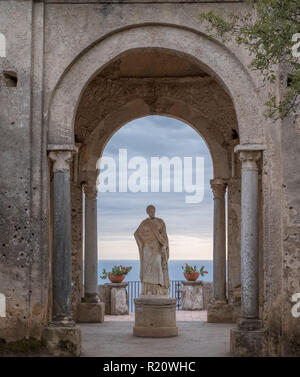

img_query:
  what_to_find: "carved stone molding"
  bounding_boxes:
[75,76,237,144]
[83,184,98,200]
[49,151,73,173]
[210,178,227,200]
[239,151,261,171]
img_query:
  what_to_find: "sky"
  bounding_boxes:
[96,115,214,260]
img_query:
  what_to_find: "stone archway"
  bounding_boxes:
[47,24,265,145]
[45,25,267,356]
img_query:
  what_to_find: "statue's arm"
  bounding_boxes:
[158,219,169,244]
[134,221,146,281]
[160,220,169,260]
[134,220,145,244]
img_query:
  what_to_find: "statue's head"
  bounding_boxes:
[146,205,156,219]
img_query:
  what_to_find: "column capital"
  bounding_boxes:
[83,183,98,199]
[48,144,78,153]
[49,150,73,173]
[238,151,261,170]
[234,144,266,153]
[210,178,227,200]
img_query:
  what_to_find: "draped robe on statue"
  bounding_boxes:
[134,217,170,296]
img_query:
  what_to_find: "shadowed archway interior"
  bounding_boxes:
[69,48,242,329]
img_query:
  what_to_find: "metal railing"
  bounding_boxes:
[128,280,182,312]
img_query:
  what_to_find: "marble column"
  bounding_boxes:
[210,178,227,303]
[43,149,81,357]
[83,183,100,303]
[207,179,234,323]
[238,150,261,328]
[77,177,104,323]
[49,150,73,323]
[230,147,266,357]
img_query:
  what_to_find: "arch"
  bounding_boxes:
[0,33,6,57]
[79,98,230,179]
[47,24,265,146]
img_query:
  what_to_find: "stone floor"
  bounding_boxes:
[81,311,234,357]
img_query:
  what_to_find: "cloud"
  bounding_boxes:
[96,116,214,260]
[98,234,212,260]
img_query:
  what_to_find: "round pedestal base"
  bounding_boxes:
[133,295,178,338]
[133,326,178,337]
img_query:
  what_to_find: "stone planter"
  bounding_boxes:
[108,274,125,283]
[184,272,200,281]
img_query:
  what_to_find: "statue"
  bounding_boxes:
[134,205,170,296]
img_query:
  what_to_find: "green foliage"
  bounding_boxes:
[100,265,132,279]
[199,0,300,119]
[182,263,208,277]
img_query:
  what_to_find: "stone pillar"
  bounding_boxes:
[42,149,81,357]
[181,281,204,310]
[238,150,261,326]
[207,179,234,323]
[77,177,105,323]
[211,178,227,303]
[83,183,99,303]
[104,283,129,315]
[230,146,267,357]
[227,177,241,307]
[50,150,73,323]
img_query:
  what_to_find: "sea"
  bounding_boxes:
[98,260,213,284]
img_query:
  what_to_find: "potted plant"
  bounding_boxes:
[182,263,208,281]
[100,265,132,283]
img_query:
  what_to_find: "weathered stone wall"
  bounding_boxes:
[70,168,83,321]
[202,282,213,310]
[227,165,241,305]
[0,0,299,356]
[280,86,300,356]
[0,0,49,342]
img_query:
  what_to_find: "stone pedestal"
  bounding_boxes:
[104,283,129,315]
[133,296,178,337]
[181,281,203,310]
[77,302,105,323]
[207,301,240,323]
[230,327,268,357]
[42,324,81,357]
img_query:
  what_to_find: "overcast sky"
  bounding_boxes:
[96,115,214,260]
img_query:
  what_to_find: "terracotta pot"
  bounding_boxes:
[184,272,200,281]
[108,274,126,283]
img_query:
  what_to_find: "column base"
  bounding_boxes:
[207,301,240,323]
[237,318,263,330]
[230,327,268,357]
[83,292,100,304]
[42,324,81,357]
[133,326,178,337]
[133,296,178,338]
[77,302,105,323]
